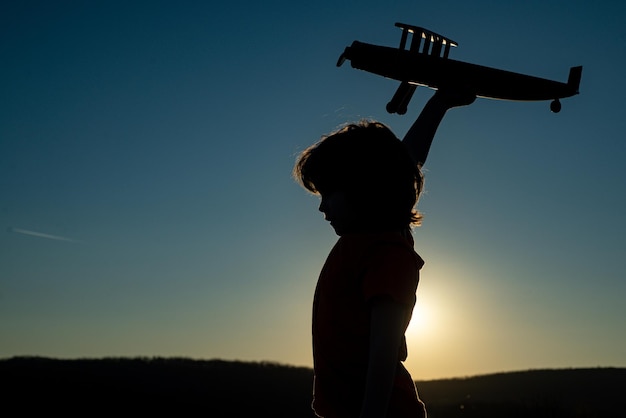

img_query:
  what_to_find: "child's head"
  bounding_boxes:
[294,120,424,232]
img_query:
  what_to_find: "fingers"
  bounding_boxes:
[433,86,476,108]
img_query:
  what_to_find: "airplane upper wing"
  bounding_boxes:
[395,22,457,58]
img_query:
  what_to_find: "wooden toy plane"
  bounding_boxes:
[337,23,582,114]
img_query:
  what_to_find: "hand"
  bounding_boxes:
[432,85,476,109]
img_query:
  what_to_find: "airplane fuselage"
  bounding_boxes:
[342,41,581,102]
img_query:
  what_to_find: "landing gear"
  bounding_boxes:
[386,82,416,114]
[550,99,561,113]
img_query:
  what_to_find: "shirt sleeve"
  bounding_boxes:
[361,242,422,307]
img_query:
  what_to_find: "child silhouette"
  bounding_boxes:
[294,88,474,418]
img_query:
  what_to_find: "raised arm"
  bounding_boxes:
[402,88,476,168]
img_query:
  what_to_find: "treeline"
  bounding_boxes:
[418,368,626,418]
[1,357,316,417]
[1,357,624,417]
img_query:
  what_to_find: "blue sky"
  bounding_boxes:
[1,0,625,380]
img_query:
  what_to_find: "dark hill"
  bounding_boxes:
[1,357,315,417]
[416,368,626,418]
[1,357,623,417]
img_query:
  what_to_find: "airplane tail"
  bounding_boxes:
[567,66,583,94]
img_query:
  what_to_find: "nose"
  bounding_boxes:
[319,194,331,215]
[318,198,326,213]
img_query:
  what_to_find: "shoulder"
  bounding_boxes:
[363,232,424,270]
[359,232,423,306]
[331,232,424,275]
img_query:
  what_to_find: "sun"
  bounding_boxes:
[406,299,437,338]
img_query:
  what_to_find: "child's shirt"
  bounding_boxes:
[312,231,427,418]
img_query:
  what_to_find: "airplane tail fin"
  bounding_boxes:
[567,66,583,94]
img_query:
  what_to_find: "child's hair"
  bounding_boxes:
[294,120,424,228]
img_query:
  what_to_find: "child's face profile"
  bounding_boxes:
[318,191,360,236]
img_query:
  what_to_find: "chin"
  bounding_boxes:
[329,223,345,236]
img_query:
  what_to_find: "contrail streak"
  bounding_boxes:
[8,227,80,243]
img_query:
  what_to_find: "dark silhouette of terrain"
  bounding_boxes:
[418,368,625,418]
[1,357,623,417]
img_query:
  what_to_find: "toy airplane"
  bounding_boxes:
[337,23,582,114]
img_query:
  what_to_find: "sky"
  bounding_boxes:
[1,0,625,381]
